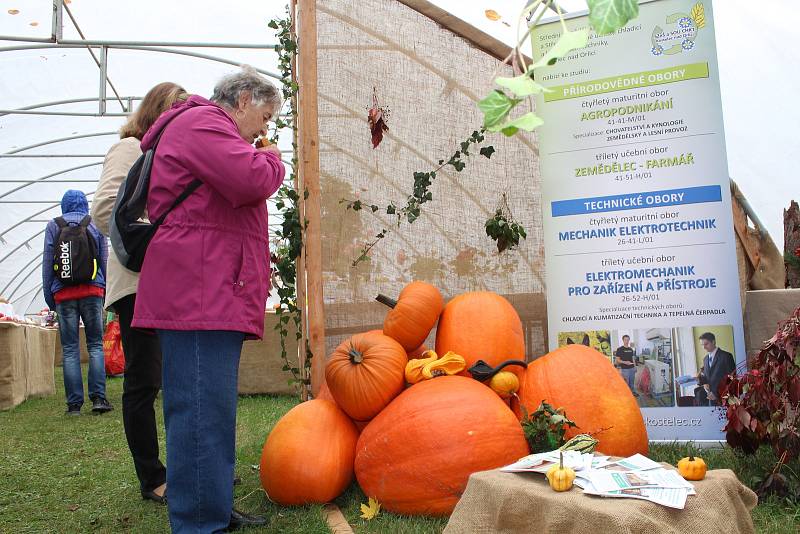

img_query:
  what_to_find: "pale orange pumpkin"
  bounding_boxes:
[517,344,648,457]
[355,376,529,516]
[325,331,407,421]
[435,292,525,375]
[378,281,444,352]
[260,400,358,505]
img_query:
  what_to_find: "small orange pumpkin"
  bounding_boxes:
[378,281,444,352]
[677,455,707,480]
[326,331,407,421]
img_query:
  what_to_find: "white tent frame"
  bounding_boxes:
[0,0,293,314]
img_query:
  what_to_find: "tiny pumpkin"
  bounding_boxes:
[488,371,519,398]
[546,452,575,492]
[422,351,466,378]
[677,455,707,480]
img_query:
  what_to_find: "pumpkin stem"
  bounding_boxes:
[348,348,364,364]
[376,294,398,308]
[559,451,564,469]
[689,455,695,461]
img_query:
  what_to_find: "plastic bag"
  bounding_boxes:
[103,320,125,376]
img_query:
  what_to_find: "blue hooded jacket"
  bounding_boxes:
[41,190,107,309]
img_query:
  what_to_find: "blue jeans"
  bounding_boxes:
[56,296,106,406]
[621,366,636,393]
[158,330,244,534]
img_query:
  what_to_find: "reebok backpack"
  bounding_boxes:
[52,215,99,285]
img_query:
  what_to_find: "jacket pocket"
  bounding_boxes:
[233,238,266,300]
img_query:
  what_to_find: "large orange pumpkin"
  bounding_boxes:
[517,344,648,457]
[435,292,525,375]
[326,331,407,421]
[354,376,529,516]
[260,400,358,505]
[378,281,444,352]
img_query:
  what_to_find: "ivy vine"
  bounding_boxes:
[342,129,501,265]
[268,11,311,392]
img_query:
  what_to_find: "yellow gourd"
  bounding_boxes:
[405,350,439,384]
[488,371,519,398]
[546,452,575,492]
[677,455,707,481]
[422,351,466,378]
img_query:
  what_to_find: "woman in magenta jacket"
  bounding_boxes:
[132,66,284,533]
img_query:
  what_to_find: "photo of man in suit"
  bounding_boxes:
[694,332,736,406]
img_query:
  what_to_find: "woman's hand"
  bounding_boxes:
[257,144,282,159]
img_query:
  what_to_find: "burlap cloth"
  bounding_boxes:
[444,464,757,534]
[0,323,56,410]
[237,311,298,396]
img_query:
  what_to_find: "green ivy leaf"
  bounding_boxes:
[531,30,590,70]
[478,90,522,129]
[495,73,551,97]
[479,146,495,159]
[492,112,544,136]
[586,0,640,35]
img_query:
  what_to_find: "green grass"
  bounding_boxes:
[0,369,797,533]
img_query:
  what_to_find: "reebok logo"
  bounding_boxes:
[59,241,71,279]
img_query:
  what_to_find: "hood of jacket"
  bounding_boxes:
[60,189,89,215]
[141,95,231,152]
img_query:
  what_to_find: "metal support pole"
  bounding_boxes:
[99,46,107,115]
[51,0,63,42]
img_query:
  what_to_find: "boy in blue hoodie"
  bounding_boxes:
[42,190,112,415]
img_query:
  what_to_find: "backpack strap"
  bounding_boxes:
[152,179,204,227]
[54,216,68,228]
[78,215,92,228]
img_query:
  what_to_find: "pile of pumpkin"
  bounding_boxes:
[260,282,649,516]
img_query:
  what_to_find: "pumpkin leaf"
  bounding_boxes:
[360,497,381,520]
[531,30,589,70]
[494,73,551,97]
[586,0,639,35]
[478,90,521,130]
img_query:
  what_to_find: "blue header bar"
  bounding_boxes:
[551,185,722,217]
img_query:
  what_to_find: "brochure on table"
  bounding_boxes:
[532,0,744,441]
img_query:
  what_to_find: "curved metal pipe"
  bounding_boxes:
[0,44,281,80]
[2,255,41,296]
[4,131,117,154]
[0,162,103,200]
[0,191,95,240]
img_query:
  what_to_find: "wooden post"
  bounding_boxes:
[784,201,800,288]
[290,0,309,402]
[297,0,326,395]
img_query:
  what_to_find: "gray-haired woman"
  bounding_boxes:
[131,66,284,533]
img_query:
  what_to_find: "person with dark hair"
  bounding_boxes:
[91,82,189,505]
[132,66,284,533]
[615,334,638,396]
[694,332,736,406]
[43,190,110,416]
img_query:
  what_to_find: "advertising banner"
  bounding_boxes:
[533,0,744,441]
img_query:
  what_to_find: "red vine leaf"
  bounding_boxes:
[367,86,390,149]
